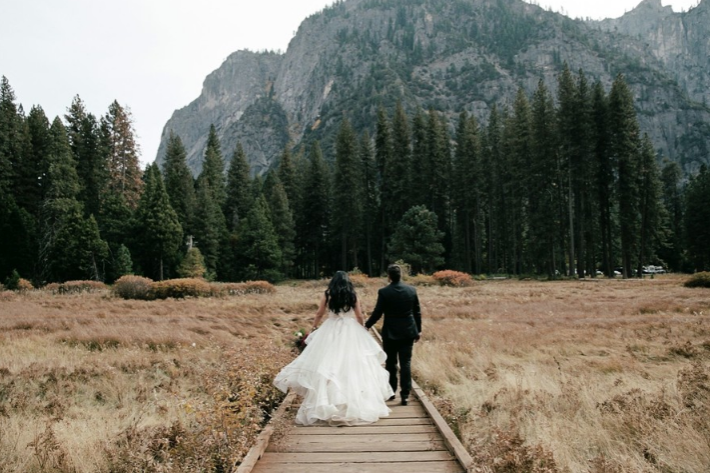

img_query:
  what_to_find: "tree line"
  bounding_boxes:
[1,67,708,285]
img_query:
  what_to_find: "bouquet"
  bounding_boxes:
[294,328,310,352]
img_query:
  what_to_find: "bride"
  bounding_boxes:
[274,271,394,425]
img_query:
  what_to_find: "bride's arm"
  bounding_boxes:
[354,299,365,326]
[312,293,327,330]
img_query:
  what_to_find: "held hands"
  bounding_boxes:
[414,332,421,343]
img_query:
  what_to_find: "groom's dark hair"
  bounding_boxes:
[387,264,402,283]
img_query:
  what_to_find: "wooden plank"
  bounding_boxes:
[290,425,439,435]
[384,406,427,418]
[235,391,297,473]
[411,379,474,472]
[253,460,463,473]
[282,433,439,443]
[269,440,447,453]
[257,450,455,463]
[365,417,433,426]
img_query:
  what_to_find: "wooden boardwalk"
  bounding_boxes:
[236,329,473,473]
[238,383,472,473]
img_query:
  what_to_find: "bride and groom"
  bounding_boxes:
[274,264,422,425]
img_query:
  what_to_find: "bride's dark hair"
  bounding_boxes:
[326,271,357,313]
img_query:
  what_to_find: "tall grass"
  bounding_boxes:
[1,275,708,471]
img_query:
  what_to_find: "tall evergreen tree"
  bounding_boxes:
[277,144,299,210]
[237,194,282,281]
[101,101,143,209]
[194,174,229,279]
[557,63,578,276]
[0,76,24,197]
[658,159,684,271]
[199,124,226,206]
[66,96,105,218]
[264,172,296,275]
[133,164,183,280]
[388,101,412,222]
[410,108,430,208]
[636,134,666,275]
[529,80,560,277]
[375,106,394,271]
[592,80,615,277]
[225,142,252,231]
[162,130,196,237]
[609,74,642,277]
[16,105,51,218]
[297,141,331,278]
[333,118,363,270]
[360,131,380,276]
[684,164,710,271]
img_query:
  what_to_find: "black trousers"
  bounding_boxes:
[383,337,414,399]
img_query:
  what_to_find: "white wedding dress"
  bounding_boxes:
[274,308,394,425]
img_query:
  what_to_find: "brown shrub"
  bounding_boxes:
[684,272,710,288]
[433,270,474,287]
[16,278,33,292]
[112,275,154,300]
[212,281,276,296]
[409,274,436,286]
[56,280,108,294]
[469,426,559,473]
[151,278,212,299]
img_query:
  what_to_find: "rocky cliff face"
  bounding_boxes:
[156,0,710,176]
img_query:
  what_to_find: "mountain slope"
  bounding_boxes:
[156,0,710,175]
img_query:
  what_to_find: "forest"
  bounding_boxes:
[1,65,709,286]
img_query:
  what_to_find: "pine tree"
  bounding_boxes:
[237,194,282,281]
[16,105,51,217]
[375,106,393,272]
[277,144,299,211]
[264,172,296,276]
[66,96,105,218]
[0,76,24,197]
[41,118,108,281]
[593,80,614,277]
[101,101,143,209]
[225,142,252,231]
[636,134,666,275]
[162,130,196,236]
[193,174,228,280]
[609,74,642,277]
[410,108,429,208]
[684,165,710,271]
[199,124,226,206]
[360,131,380,276]
[297,141,331,278]
[557,63,577,276]
[333,118,363,270]
[529,80,559,277]
[658,159,684,271]
[178,247,206,279]
[133,164,183,280]
[388,205,445,274]
[388,101,412,222]
[113,244,133,279]
[453,111,483,274]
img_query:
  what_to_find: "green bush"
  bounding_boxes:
[151,278,212,299]
[112,275,154,300]
[684,272,710,288]
[4,269,21,290]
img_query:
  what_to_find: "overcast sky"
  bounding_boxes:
[0,0,701,166]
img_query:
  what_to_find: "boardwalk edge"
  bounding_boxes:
[371,328,475,472]
[234,390,297,473]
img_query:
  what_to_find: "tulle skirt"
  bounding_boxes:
[274,313,394,425]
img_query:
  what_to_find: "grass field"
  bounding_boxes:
[1,275,708,472]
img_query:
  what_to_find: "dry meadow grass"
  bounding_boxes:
[1,275,709,472]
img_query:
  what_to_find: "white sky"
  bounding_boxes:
[0,0,701,166]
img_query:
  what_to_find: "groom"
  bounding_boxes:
[365,264,422,406]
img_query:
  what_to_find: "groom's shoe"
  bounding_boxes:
[400,398,408,406]
[387,395,396,401]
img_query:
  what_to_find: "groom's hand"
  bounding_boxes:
[414,333,421,342]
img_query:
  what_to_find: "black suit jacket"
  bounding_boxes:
[365,281,421,340]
